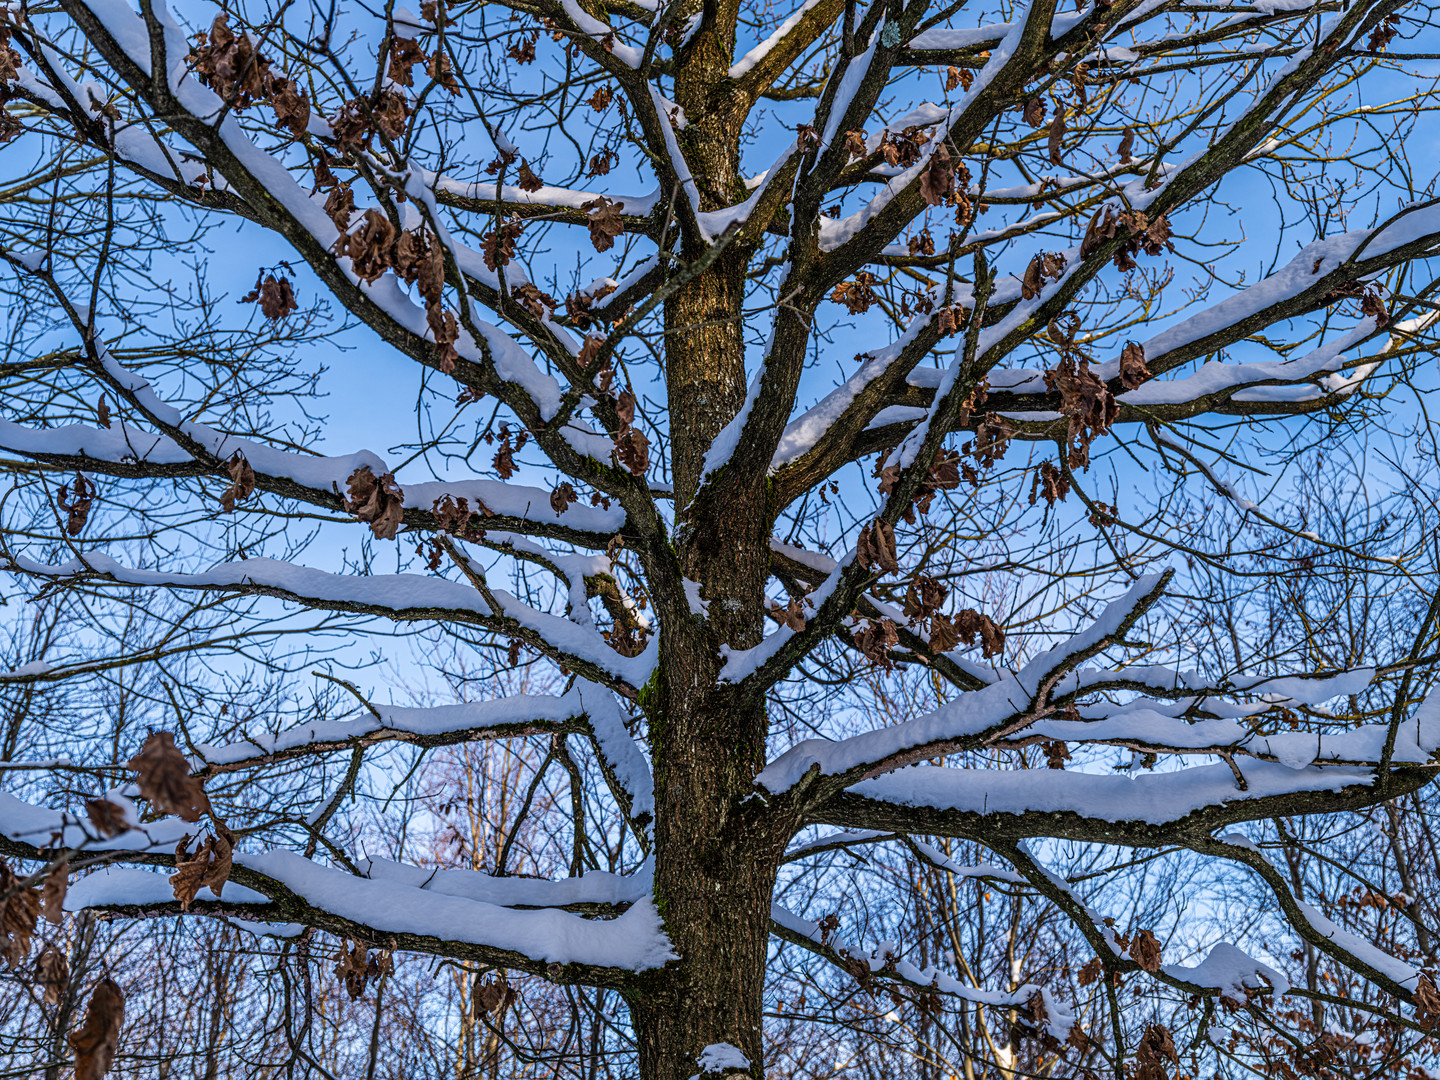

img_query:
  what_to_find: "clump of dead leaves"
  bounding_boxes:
[126,732,239,908]
[0,860,40,969]
[345,465,406,540]
[170,820,234,911]
[1079,204,1175,272]
[1136,1022,1179,1080]
[1,856,72,1009]
[57,472,95,536]
[1041,315,1149,471]
[326,208,459,370]
[187,15,324,143]
[240,271,298,321]
[334,938,394,999]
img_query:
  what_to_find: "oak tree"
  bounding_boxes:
[2,0,1440,1076]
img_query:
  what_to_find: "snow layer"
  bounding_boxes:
[847,760,1377,826]
[1163,942,1289,1000]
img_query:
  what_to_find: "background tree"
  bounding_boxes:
[2,0,1440,1076]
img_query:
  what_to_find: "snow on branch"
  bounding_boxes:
[192,692,593,774]
[11,551,658,692]
[836,760,1383,832]
[754,574,1171,793]
[811,684,1440,861]
[0,392,627,544]
[0,784,671,978]
[58,0,577,432]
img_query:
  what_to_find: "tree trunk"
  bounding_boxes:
[628,8,793,1073]
[632,191,786,1078]
[631,667,784,1080]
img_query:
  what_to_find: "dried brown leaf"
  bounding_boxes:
[204,821,233,898]
[954,608,1005,658]
[40,859,67,926]
[334,939,370,999]
[475,974,515,1013]
[85,799,129,839]
[170,836,210,911]
[919,144,954,207]
[928,613,959,653]
[268,77,310,138]
[221,451,256,513]
[1118,340,1150,389]
[772,598,807,631]
[1130,928,1162,973]
[853,618,899,668]
[0,862,39,968]
[36,943,68,1004]
[1029,460,1070,507]
[323,184,355,232]
[128,732,210,823]
[517,160,544,192]
[387,35,427,87]
[1047,111,1066,165]
[856,519,898,574]
[614,427,649,476]
[614,390,636,427]
[581,197,625,252]
[550,482,577,516]
[70,976,124,1080]
[57,473,95,536]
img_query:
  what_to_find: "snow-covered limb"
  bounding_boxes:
[191,691,594,775]
[11,550,658,695]
[576,679,656,827]
[1163,943,1290,1006]
[898,0,1328,66]
[0,786,669,982]
[0,413,625,546]
[754,573,1173,794]
[994,675,1438,772]
[1190,831,1431,1009]
[821,760,1408,841]
[811,684,1440,863]
[728,0,841,87]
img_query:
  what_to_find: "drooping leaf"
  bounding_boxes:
[40,859,67,925]
[36,943,68,1004]
[69,977,124,1080]
[580,197,625,252]
[1130,928,1163,973]
[128,732,210,823]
